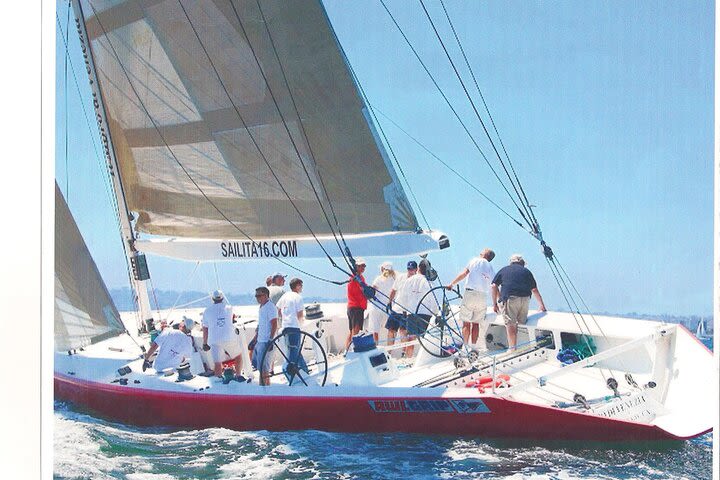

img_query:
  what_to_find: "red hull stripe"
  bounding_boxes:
[54,373,702,441]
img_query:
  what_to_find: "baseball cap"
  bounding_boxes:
[354,257,366,266]
[407,260,418,270]
[182,316,195,330]
[380,261,393,270]
[211,289,224,301]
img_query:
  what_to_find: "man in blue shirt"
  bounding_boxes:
[491,254,546,350]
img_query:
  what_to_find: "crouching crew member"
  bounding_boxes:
[143,316,195,373]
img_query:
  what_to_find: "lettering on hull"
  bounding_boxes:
[220,240,298,258]
[368,399,490,414]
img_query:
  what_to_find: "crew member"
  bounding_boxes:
[251,286,278,386]
[446,248,496,349]
[345,257,368,351]
[143,316,195,373]
[491,254,546,350]
[387,260,418,354]
[202,290,244,379]
[403,260,436,358]
[276,278,309,378]
[368,262,396,343]
[268,273,287,306]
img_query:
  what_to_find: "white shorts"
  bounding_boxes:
[459,289,488,324]
[211,339,242,363]
[367,308,387,334]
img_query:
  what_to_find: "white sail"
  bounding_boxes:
[55,183,125,351]
[74,0,421,240]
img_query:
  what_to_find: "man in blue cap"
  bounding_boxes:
[387,260,418,356]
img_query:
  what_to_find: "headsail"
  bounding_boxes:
[74,0,419,240]
[55,183,124,351]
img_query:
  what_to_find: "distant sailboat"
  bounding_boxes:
[695,317,710,340]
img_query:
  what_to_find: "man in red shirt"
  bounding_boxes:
[345,257,368,351]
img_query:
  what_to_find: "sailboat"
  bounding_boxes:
[695,318,710,340]
[55,0,714,441]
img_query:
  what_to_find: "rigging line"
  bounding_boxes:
[378,0,531,228]
[64,0,70,198]
[551,253,611,339]
[371,105,530,232]
[550,253,625,379]
[543,256,613,381]
[418,0,537,229]
[335,29,431,233]
[241,0,352,270]
[437,0,541,231]
[164,261,201,322]
[55,12,117,213]
[86,1,346,286]
[366,101,432,231]
[178,0,351,277]
[213,262,220,290]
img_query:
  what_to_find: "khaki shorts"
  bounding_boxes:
[459,289,487,324]
[500,296,530,327]
[211,339,242,363]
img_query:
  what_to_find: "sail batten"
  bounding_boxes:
[76,0,420,239]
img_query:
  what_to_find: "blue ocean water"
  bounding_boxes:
[54,338,714,480]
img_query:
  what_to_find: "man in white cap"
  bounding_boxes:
[143,316,195,373]
[368,261,396,343]
[446,248,496,350]
[201,290,244,379]
[491,254,546,350]
[268,273,287,306]
[345,257,368,351]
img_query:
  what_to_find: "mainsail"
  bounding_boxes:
[74,0,419,240]
[55,183,124,351]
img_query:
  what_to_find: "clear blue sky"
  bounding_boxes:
[56,0,714,316]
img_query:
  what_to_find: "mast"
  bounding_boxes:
[71,0,154,332]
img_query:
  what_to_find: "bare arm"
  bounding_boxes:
[144,342,158,361]
[491,284,500,313]
[446,268,470,290]
[202,326,208,345]
[270,318,278,338]
[532,288,546,312]
[388,288,397,305]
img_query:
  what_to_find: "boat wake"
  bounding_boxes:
[54,402,711,480]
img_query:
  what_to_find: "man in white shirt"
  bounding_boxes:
[268,272,287,306]
[250,286,278,386]
[143,317,195,373]
[201,290,243,379]
[276,278,308,379]
[446,248,496,350]
[402,261,437,358]
[387,260,418,350]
